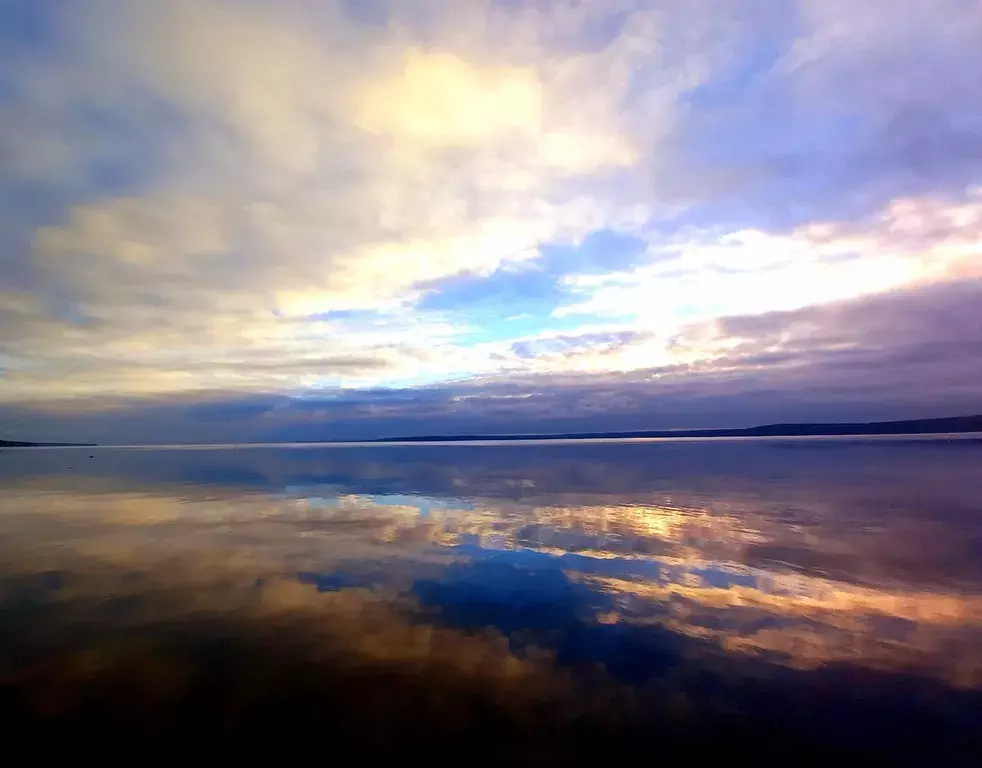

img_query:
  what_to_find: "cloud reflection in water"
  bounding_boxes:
[1,439,982,758]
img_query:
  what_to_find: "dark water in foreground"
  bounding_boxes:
[2,438,982,763]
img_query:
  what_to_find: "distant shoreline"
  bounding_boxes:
[0,441,96,448]
[4,415,981,448]
[368,415,982,443]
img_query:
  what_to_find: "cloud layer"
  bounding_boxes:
[1,0,980,440]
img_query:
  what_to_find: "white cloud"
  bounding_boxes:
[1,0,980,408]
[354,49,544,146]
[556,189,982,327]
[5,0,725,402]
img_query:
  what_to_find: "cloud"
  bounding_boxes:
[354,49,545,146]
[0,0,980,431]
[4,277,980,443]
[556,189,982,325]
[1,0,679,401]
[250,277,982,434]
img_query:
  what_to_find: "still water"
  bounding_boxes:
[2,438,982,761]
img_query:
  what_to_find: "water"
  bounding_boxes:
[2,438,982,761]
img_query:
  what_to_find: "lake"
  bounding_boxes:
[2,438,982,762]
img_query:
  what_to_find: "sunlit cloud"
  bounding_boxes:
[1,0,980,436]
[557,189,982,325]
[354,49,545,146]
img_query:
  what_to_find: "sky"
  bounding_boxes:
[0,0,980,443]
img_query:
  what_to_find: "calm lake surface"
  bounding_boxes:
[2,437,982,762]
